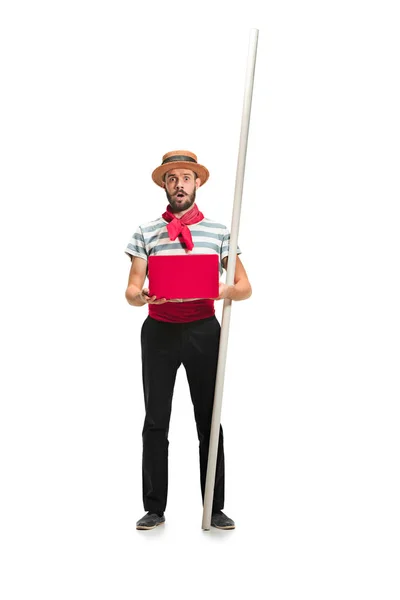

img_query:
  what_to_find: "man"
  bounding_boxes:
[125,150,251,530]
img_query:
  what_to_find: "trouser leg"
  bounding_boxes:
[182,316,225,512]
[141,317,181,514]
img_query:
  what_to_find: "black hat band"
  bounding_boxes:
[162,155,197,165]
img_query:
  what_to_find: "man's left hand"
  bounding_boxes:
[215,283,233,300]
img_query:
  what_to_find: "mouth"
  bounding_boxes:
[175,192,186,199]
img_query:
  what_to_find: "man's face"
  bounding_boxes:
[163,168,201,213]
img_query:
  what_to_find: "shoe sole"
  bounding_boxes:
[211,524,235,530]
[136,521,165,530]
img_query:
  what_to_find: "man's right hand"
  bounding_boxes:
[125,257,168,306]
[139,288,167,305]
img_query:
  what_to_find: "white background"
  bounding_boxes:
[1,1,399,598]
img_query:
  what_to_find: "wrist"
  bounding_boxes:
[125,286,145,306]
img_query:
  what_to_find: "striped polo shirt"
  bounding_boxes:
[125,215,241,323]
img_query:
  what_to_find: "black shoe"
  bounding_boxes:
[211,511,235,530]
[136,512,165,530]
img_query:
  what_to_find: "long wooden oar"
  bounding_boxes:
[202,28,259,530]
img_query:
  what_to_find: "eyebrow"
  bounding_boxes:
[166,172,194,177]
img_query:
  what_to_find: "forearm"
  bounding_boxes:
[226,280,252,301]
[125,284,146,306]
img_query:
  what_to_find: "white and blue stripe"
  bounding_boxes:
[125,217,241,275]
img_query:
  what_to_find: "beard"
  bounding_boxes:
[166,188,196,213]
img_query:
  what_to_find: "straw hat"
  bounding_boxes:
[151,150,209,187]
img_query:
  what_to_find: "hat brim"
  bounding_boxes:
[152,162,209,187]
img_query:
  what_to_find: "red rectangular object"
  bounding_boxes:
[148,254,219,300]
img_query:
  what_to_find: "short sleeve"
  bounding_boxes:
[221,228,242,263]
[125,226,148,262]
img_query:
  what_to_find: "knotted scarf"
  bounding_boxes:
[162,203,204,251]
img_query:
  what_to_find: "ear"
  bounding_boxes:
[195,177,201,189]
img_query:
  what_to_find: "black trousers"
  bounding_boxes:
[140,315,225,514]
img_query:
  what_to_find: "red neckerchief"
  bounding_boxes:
[162,203,204,251]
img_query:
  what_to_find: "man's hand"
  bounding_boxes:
[214,257,252,302]
[139,288,167,305]
[215,283,233,301]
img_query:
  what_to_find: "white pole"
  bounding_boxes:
[202,28,259,530]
